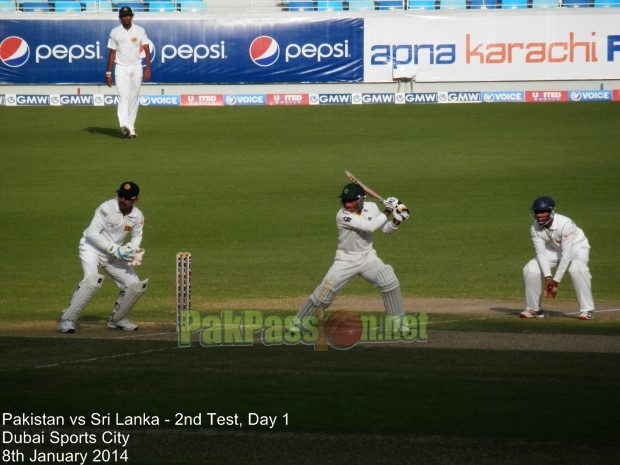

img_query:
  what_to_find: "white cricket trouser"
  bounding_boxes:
[114,63,143,131]
[79,240,140,290]
[311,250,390,306]
[523,247,594,312]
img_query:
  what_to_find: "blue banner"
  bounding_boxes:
[0,17,364,84]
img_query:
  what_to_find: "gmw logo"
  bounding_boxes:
[249,35,350,67]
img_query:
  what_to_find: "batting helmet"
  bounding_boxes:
[339,183,365,200]
[530,196,556,226]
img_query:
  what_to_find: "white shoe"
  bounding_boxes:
[400,319,411,336]
[107,318,138,331]
[389,316,411,336]
[578,311,593,320]
[59,320,76,333]
[520,308,545,318]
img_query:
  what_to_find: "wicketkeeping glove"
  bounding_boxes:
[107,243,136,261]
[383,197,400,212]
[544,277,558,299]
[130,248,145,267]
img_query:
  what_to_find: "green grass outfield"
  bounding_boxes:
[1,103,619,464]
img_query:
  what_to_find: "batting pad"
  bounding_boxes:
[377,265,400,293]
[381,288,405,318]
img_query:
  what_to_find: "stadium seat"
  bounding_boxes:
[438,0,466,8]
[54,0,82,11]
[0,0,17,10]
[96,0,112,10]
[347,0,375,9]
[21,0,50,10]
[286,0,315,10]
[407,0,436,8]
[179,0,206,11]
[316,0,343,9]
[148,0,175,10]
[500,0,526,7]
[470,0,499,7]
[593,0,620,5]
[561,0,589,5]
[376,0,404,8]
[115,1,144,11]
[530,0,558,6]
[80,0,96,9]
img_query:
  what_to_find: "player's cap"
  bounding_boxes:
[119,6,134,17]
[117,182,140,200]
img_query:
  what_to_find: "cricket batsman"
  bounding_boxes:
[289,182,412,336]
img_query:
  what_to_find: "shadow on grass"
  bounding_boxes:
[84,126,124,138]
[490,307,569,318]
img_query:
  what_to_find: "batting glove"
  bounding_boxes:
[394,203,410,221]
[383,197,400,212]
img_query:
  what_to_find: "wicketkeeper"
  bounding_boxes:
[59,182,148,333]
[289,183,412,336]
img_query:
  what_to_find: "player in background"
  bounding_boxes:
[521,196,595,320]
[59,182,148,333]
[289,183,412,336]
[105,6,151,139]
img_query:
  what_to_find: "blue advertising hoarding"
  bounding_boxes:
[0,17,364,84]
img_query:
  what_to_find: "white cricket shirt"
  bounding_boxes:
[336,201,397,256]
[82,198,144,252]
[530,213,590,282]
[107,24,149,67]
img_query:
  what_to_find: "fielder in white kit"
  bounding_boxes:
[59,182,148,333]
[521,196,595,320]
[289,183,412,336]
[105,6,151,139]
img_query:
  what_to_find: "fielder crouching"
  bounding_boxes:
[290,183,411,337]
[59,182,148,333]
[521,196,594,320]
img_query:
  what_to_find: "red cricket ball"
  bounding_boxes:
[325,310,363,349]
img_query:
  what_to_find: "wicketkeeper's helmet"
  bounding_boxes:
[530,196,556,226]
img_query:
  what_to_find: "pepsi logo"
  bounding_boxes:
[249,36,279,68]
[0,36,30,68]
[140,39,156,66]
